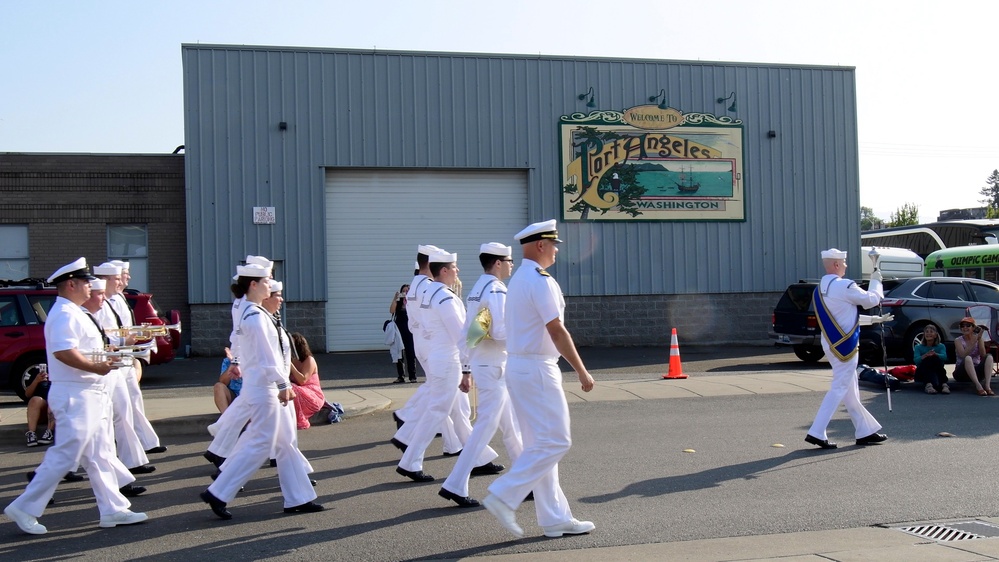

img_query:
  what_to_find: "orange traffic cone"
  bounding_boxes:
[663,328,689,379]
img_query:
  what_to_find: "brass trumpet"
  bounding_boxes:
[104,322,181,340]
[88,341,156,368]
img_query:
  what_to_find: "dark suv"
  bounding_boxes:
[770,277,999,364]
[0,280,181,401]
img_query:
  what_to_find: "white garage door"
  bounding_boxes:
[325,169,528,352]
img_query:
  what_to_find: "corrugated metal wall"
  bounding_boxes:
[182,45,859,304]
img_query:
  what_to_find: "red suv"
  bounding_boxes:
[0,281,181,401]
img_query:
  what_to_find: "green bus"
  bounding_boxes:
[925,245,999,282]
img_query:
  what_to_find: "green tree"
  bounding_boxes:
[860,206,884,231]
[979,169,999,216]
[888,202,919,227]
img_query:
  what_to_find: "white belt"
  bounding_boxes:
[509,353,558,363]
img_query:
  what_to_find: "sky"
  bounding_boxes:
[2,1,997,224]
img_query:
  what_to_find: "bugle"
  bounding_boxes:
[88,341,155,367]
[104,322,181,340]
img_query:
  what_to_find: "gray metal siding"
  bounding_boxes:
[183,45,859,304]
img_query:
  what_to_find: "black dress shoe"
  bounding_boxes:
[203,451,226,468]
[311,479,317,487]
[145,445,168,454]
[396,466,435,482]
[200,490,232,520]
[63,471,85,482]
[442,449,462,457]
[283,501,325,514]
[470,462,505,476]
[524,491,534,502]
[390,438,408,452]
[119,484,146,497]
[393,377,407,384]
[804,434,838,449]
[438,487,480,508]
[856,432,888,446]
[393,411,404,429]
[269,459,277,468]
[129,464,156,475]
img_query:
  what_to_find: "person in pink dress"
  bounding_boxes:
[290,333,326,429]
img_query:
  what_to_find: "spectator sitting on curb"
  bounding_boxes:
[291,333,326,429]
[214,348,242,413]
[25,368,55,448]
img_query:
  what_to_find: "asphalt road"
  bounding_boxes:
[1,346,998,561]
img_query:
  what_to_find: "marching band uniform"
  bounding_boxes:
[441,243,522,505]
[806,248,886,448]
[397,251,498,481]
[5,258,146,535]
[203,266,320,518]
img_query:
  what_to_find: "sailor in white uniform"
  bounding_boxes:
[4,258,147,535]
[805,248,892,449]
[440,242,522,507]
[482,220,595,539]
[201,264,322,519]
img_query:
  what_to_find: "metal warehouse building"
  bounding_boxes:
[181,44,860,354]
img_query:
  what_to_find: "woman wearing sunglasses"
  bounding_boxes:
[954,316,995,396]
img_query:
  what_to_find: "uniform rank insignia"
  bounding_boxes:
[535,267,550,277]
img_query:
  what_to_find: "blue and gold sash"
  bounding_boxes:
[813,282,859,361]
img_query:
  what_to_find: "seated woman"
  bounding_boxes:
[913,325,949,394]
[291,333,326,429]
[25,368,55,447]
[213,348,242,413]
[954,316,995,396]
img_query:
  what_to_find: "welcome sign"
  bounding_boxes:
[559,106,745,221]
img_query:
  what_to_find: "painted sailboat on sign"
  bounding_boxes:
[675,166,699,193]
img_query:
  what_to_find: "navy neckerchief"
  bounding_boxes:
[813,280,859,361]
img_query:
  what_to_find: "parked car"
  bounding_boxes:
[770,276,999,364]
[0,280,181,401]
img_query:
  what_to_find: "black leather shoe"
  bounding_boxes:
[200,490,232,520]
[393,377,407,384]
[145,445,168,454]
[269,459,277,468]
[396,466,435,482]
[63,472,85,482]
[129,465,156,475]
[392,412,404,429]
[283,501,325,514]
[310,479,317,487]
[439,487,480,508]
[390,438,408,452]
[203,451,226,468]
[805,434,837,449]
[524,491,534,502]
[442,449,462,457]
[471,462,505,476]
[856,432,888,446]
[120,484,146,497]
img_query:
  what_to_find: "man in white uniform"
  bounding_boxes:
[4,258,147,535]
[482,220,595,539]
[104,260,165,456]
[805,248,892,449]
[440,242,521,507]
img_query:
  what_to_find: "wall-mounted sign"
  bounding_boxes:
[253,206,276,225]
[559,106,745,221]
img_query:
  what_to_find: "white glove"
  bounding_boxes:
[869,269,883,283]
[859,313,894,326]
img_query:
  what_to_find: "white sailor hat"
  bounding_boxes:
[417,244,441,256]
[820,248,848,260]
[429,251,457,264]
[514,219,562,244]
[94,262,122,276]
[90,278,107,291]
[245,255,274,269]
[109,259,130,271]
[236,263,272,278]
[47,257,97,284]
[268,280,283,293]
[479,242,512,257]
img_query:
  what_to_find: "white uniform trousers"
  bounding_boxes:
[442,362,522,497]
[122,365,160,449]
[9,382,131,518]
[807,352,882,439]
[398,355,498,472]
[487,355,573,527]
[208,391,316,507]
[106,369,149,469]
[207,393,253,458]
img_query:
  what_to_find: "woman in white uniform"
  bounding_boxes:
[200,264,322,519]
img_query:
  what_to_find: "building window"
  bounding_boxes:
[0,225,29,281]
[108,225,148,292]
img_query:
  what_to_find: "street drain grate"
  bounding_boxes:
[896,520,999,542]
